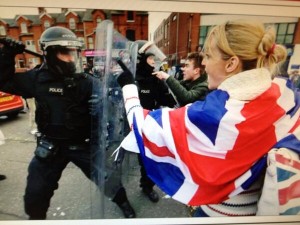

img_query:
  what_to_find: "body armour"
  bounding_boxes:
[35,69,92,142]
[135,70,176,110]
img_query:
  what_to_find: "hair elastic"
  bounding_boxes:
[267,43,276,56]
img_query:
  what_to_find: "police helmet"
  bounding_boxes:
[40,26,82,51]
[135,40,167,72]
[135,40,166,62]
[40,26,83,75]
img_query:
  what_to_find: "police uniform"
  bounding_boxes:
[0,63,95,218]
[0,27,135,219]
[134,50,176,202]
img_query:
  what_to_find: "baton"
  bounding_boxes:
[116,59,130,72]
[0,38,43,59]
[24,48,43,59]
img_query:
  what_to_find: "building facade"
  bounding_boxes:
[0,8,148,71]
[153,12,300,73]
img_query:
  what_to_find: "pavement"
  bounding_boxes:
[0,112,189,221]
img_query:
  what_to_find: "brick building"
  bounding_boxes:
[154,12,300,72]
[154,13,201,67]
[0,8,148,71]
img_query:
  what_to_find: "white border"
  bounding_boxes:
[0,216,300,225]
[0,0,300,17]
[0,1,300,224]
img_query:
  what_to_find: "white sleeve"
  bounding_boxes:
[122,84,144,131]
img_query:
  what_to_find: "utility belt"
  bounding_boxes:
[34,133,90,161]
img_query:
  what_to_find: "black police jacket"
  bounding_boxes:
[135,68,176,110]
[0,63,96,142]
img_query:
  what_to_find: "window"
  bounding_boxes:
[44,20,50,29]
[21,22,28,33]
[127,11,134,21]
[78,37,85,49]
[274,23,296,44]
[0,25,6,35]
[198,25,213,47]
[18,59,25,69]
[69,18,76,30]
[26,40,36,52]
[88,37,94,49]
[164,23,168,40]
[28,58,39,68]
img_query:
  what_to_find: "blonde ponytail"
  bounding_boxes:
[205,20,287,75]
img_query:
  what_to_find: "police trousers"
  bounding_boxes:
[23,141,123,219]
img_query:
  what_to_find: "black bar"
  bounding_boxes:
[117,59,129,72]
[24,49,43,59]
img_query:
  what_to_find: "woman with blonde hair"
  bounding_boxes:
[116,20,299,216]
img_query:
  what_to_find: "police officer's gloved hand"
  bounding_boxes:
[116,59,135,88]
[0,38,25,66]
[117,70,135,88]
[0,38,25,55]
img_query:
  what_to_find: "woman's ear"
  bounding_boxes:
[225,56,241,74]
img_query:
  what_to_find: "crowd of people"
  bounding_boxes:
[0,18,299,220]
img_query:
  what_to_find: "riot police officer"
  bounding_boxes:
[134,40,176,202]
[0,26,135,219]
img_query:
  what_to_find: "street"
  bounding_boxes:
[0,111,189,221]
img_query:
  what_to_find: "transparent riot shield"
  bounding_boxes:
[90,19,137,219]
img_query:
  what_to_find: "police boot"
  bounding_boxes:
[113,187,136,218]
[117,200,136,218]
[142,187,159,203]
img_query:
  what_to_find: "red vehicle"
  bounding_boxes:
[0,91,24,118]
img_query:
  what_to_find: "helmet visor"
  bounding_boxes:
[57,47,83,74]
[138,41,166,62]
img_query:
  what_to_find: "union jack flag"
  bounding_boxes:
[121,76,300,206]
[276,149,300,215]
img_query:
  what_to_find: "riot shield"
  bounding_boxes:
[90,19,137,219]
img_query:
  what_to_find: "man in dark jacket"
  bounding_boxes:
[134,40,176,202]
[0,27,135,219]
[153,52,208,107]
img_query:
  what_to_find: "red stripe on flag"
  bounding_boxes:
[279,180,300,205]
[168,107,236,205]
[143,134,175,158]
[143,109,150,118]
[231,83,283,158]
[276,154,300,170]
[289,117,300,133]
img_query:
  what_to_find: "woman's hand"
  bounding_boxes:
[152,71,170,80]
